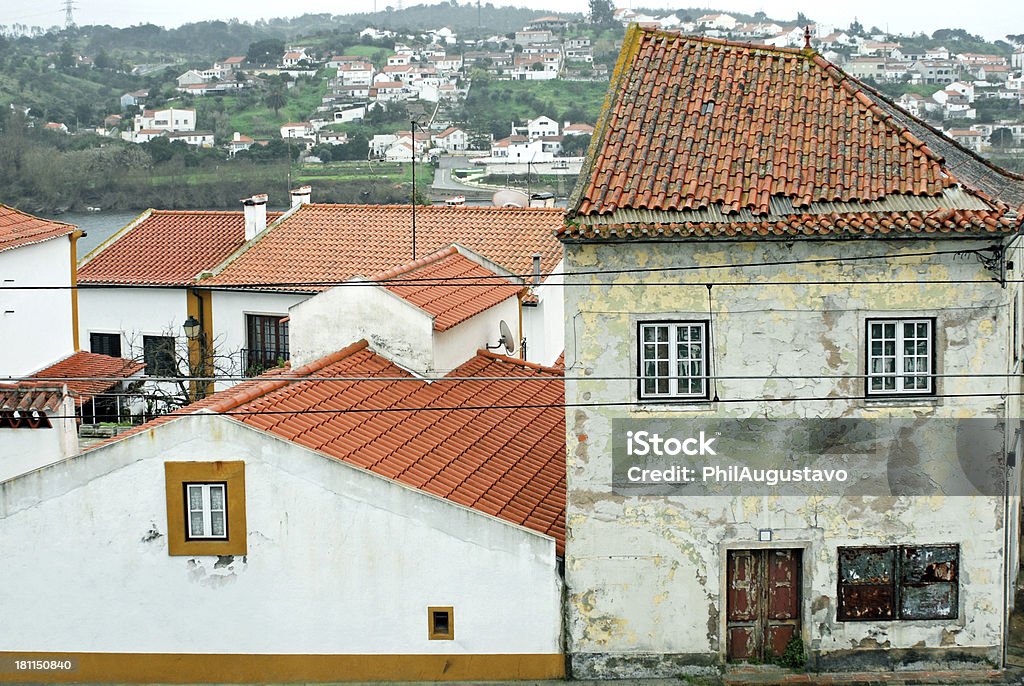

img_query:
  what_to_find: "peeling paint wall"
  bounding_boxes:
[0,414,562,655]
[563,237,1022,676]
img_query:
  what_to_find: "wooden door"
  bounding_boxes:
[726,549,801,662]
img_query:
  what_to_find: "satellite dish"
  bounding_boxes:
[487,320,517,355]
[492,189,529,208]
[499,320,516,354]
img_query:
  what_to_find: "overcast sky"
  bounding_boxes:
[3,0,1022,42]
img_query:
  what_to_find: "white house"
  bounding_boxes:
[227,131,254,155]
[0,206,81,378]
[696,12,737,30]
[280,122,312,139]
[0,335,565,681]
[431,126,467,152]
[133,107,196,133]
[525,115,559,139]
[78,200,567,387]
[338,61,375,86]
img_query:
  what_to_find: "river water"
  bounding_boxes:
[42,211,145,255]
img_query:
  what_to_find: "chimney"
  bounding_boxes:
[532,253,542,285]
[290,185,312,208]
[233,131,241,142]
[241,193,268,240]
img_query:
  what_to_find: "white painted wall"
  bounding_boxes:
[433,297,521,373]
[0,395,78,482]
[289,283,433,371]
[77,287,188,362]
[522,260,565,367]
[0,414,562,654]
[0,237,74,377]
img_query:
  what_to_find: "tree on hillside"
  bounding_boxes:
[264,86,286,116]
[1007,34,1024,46]
[246,38,285,67]
[58,41,74,69]
[589,0,615,28]
[992,127,1015,148]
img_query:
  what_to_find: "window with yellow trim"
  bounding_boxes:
[428,606,454,640]
[164,461,246,556]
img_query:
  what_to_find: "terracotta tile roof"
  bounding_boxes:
[571,29,961,218]
[0,383,66,414]
[0,205,75,253]
[200,204,564,291]
[567,208,1020,240]
[31,351,145,406]
[565,27,1024,237]
[79,210,279,286]
[373,247,524,331]
[89,340,567,552]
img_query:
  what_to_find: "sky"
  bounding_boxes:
[2,0,1022,42]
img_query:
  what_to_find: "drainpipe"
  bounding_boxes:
[69,229,85,352]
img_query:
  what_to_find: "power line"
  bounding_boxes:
[28,389,1024,422]
[11,370,1024,384]
[3,247,1012,291]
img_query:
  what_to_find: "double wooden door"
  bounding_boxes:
[726,549,802,662]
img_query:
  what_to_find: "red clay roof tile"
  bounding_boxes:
[78,210,280,286]
[573,30,955,218]
[31,351,145,405]
[201,204,564,291]
[0,205,75,253]
[373,247,524,330]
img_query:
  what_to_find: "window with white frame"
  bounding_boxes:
[638,321,709,400]
[185,483,228,539]
[866,319,934,395]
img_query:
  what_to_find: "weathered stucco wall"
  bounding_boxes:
[563,237,1021,677]
[0,414,562,656]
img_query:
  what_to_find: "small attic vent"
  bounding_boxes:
[701,100,715,115]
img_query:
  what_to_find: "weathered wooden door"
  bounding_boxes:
[726,549,801,662]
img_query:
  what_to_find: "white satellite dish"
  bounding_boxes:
[487,320,517,355]
[492,189,529,208]
[499,320,516,354]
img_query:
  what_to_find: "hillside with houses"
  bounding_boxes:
[0,4,1022,212]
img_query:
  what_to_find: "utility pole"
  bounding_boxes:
[410,118,417,260]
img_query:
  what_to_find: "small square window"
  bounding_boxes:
[164,462,245,556]
[866,318,934,396]
[184,482,228,539]
[143,335,177,376]
[428,606,454,640]
[90,332,122,358]
[637,321,710,401]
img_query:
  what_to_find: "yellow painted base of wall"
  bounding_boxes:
[0,652,565,683]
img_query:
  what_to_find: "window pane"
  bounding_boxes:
[210,486,224,510]
[211,512,226,537]
[188,486,202,511]
[190,511,204,536]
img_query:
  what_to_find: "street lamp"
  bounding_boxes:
[183,315,201,340]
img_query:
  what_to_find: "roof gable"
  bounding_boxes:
[373,247,523,331]
[79,210,279,286]
[90,340,566,552]
[0,205,75,253]
[572,29,954,219]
